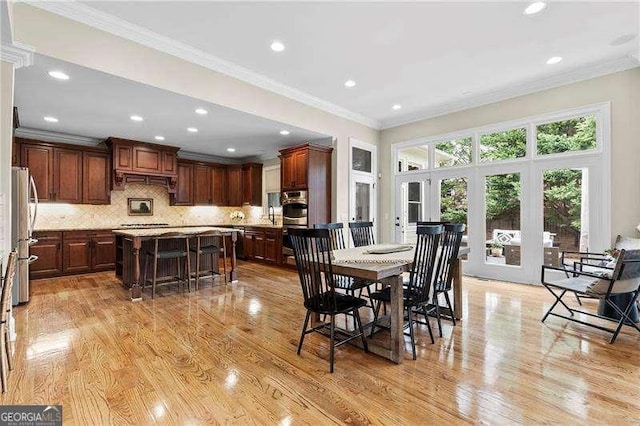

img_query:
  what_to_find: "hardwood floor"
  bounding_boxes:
[2,261,639,424]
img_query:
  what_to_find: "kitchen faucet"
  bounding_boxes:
[268,205,276,225]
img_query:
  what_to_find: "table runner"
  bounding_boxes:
[333,244,416,264]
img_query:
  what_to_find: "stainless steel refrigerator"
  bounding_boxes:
[11,167,39,305]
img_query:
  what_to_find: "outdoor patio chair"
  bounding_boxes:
[541,249,640,343]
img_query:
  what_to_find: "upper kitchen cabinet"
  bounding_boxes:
[227,166,243,207]
[172,160,194,206]
[280,148,308,191]
[18,138,110,204]
[242,163,263,206]
[105,138,179,192]
[193,163,212,205]
[212,165,227,205]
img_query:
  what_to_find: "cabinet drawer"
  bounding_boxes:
[33,231,62,241]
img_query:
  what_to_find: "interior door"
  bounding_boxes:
[349,139,377,244]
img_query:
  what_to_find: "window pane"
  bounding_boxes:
[408,203,421,223]
[480,128,527,163]
[435,138,472,168]
[485,173,521,266]
[398,146,428,172]
[408,182,421,202]
[440,177,468,260]
[355,182,371,221]
[352,147,372,173]
[537,115,596,156]
[267,192,281,207]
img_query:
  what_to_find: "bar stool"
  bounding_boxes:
[190,231,227,290]
[143,232,191,299]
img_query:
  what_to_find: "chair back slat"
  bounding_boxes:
[616,249,640,281]
[1,251,18,323]
[406,225,443,304]
[290,228,337,311]
[348,221,375,247]
[433,224,466,292]
[314,223,346,251]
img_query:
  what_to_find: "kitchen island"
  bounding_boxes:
[113,227,239,301]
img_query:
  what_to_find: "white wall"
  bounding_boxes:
[0,60,15,259]
[11,4,380,226]
[379,68,640,244]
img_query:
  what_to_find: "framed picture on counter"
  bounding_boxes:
[128,198,153,216]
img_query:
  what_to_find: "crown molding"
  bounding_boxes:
[177,150,243,165]
[26,0,382,130]
[0,41,34,68]
[381,55,640,130]
[15,127,102,146]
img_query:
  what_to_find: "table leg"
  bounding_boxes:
[452,258,462,320]
[388,274,404,364]
[229,231,238,283]
[131,237,142,301]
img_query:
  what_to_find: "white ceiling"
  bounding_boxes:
[14,54,330,162]
[56,0,640,129]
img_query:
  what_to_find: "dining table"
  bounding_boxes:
[329,243,470,364]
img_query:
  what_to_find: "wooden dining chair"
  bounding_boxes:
[348,221,375,247]
[1,250,17,393]
[290,227,369,373]
[143,232,191,298]
[369,225,443,360]
[190,231,227,290]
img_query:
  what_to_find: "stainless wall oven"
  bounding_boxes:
[282,190,308,227]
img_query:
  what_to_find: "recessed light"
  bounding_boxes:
[195,108,208,115]
[130,115,144,122]
[187,127,198,133]
[270,41,285,52]
[227,148,236,153]
[43,116,58,123]
[344,80,356,88]
[524,1,547,15]
[546,56,563,65]
[280,130,290,135]
[392,104,402,110]
[154,136,165,141]
[48,70,69,80]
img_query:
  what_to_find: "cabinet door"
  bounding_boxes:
[243,231,255,260]
[280,153,295,190]
[30,232,62,278]
[21,143,53,202]
[114,144,133,171]
[253,230,265,260]
[54,148,83,203]
[293,150,308,189]
[174,162,194,206]
[161,150,177,175]
[63,238,92,274]
[193,164,213,204]
[132,146,162,173]
[212,166,227,205]
[83,151,110,204]
[242,163,263,206]
[264,230,280,264]
[227,167,243,206]
[92,234,116,271]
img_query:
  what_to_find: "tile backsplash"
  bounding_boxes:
[34,184,276,230]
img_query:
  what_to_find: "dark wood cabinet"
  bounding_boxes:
[53,148,83,203]
[281,149,308,191]
[172,161,194,206]
[212,166,227,205]
[83,151,111,204]
[63,236,92,274]
[242,163,263,206]
[227,166,243,206]
[20,142,53,202]
[30,231,63,279]
[194,164,213,204]
[91,232,116,270]
[18,139,111,204]
[279,144,333,227]
[242,226,282,265]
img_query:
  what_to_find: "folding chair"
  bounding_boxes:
[541,249,640,343]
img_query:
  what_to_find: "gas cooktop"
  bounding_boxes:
[118,223,170,228]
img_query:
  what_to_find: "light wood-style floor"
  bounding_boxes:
[2,261,639,424]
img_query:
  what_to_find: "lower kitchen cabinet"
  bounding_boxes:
[242,226,282,266]
[30,229,115,279]
[30,231,63,279]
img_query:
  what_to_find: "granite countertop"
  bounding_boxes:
[112,226,238,237]
[35,223,283,232]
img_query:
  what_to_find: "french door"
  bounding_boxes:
[349,139,377,244]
